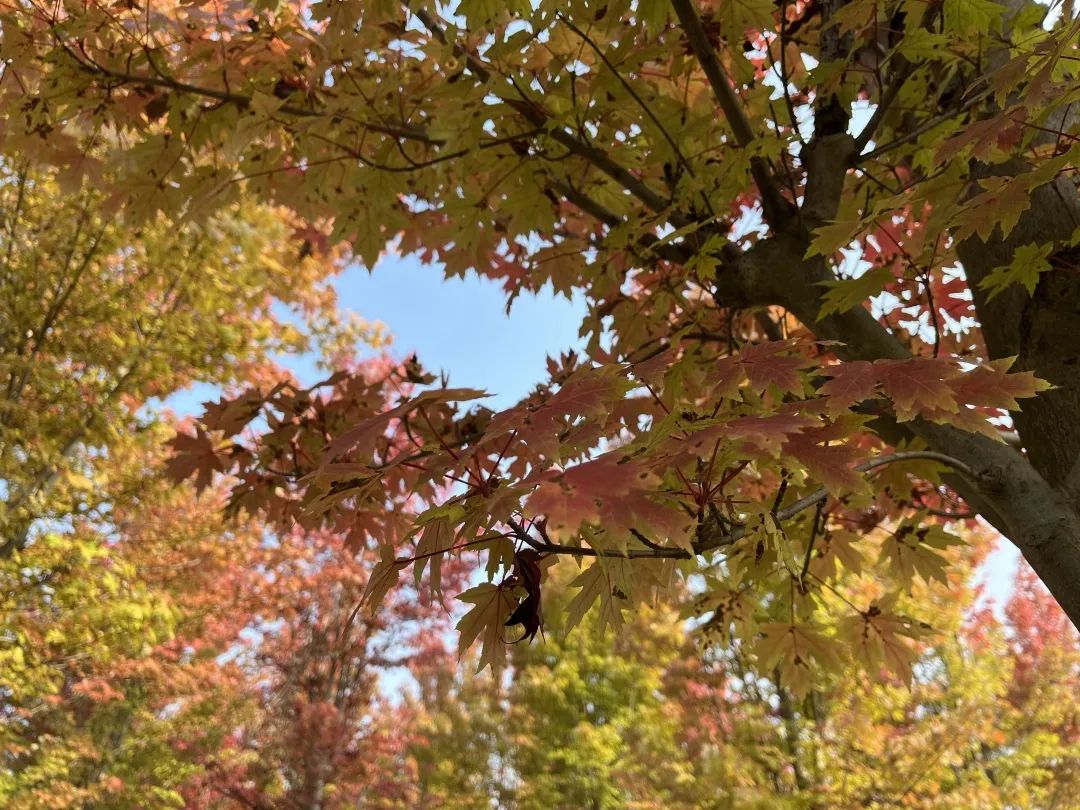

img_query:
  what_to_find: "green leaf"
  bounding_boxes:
[817,266,895,316]
[805,218,863,259]
[980,242,1053,300]
[564,562,605,636]
[362,544,407,614]
[944,0,1005,35]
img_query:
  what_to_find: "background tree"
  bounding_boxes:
[0,426,258,807]
[179,519,468,810]
[4,0,1080,741]
[0,163,370,552]
[409,530,1080,809]
[0,166,428,805]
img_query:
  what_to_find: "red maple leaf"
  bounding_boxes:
[739,340,815,396]
[783,424,865,494]
[527,456,692,549]
[202,391,264,437]
[166,426,227,492]
[949,358,1050,412]
[820,361,878,415]
[724,411,818,456]
[875,358,958,422]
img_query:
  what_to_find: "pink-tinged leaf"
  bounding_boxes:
[201,391,264,437]
[949,357,1052,412]
[543,367,632,421]
[722,412,819,456]
[526,456,693,550]
[165,426,228,492]
[703,356,746,401]
[820,361,878,415]
[632,347,675,391]
[492,366,634,458]
[739,340,815,396]
[875,358,959,422]
[325,387,488,461]
[783,424,866,494]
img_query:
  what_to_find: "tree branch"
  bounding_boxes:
[693,451,980,555]
[516,451,982,562]
[669,0,757,147]
[669,0,792,224]
[411,6,697,230]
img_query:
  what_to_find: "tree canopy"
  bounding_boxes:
[2,0,1080,769]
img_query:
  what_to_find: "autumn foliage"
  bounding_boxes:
[2,0,1080,804]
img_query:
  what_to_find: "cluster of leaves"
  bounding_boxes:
[169,336,1044,678]
[4,0,1076,662]
[410,544,1080,809]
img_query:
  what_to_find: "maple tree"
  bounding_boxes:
[178,519,468,809]
[4,0,1080,688]
[0,431,255,808]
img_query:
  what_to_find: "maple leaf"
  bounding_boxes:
[805,218,864,258]
[755,622,844,698]
[361,543,408,614]
[875,358,959,422]
[413,511,461,597]
[165,426,228,492]
[201,391,265,437]
[839,602,931,683]
[817,266,894,317]
[456,583,516,673]
[563,559,629,636]
[820,361,878,415]
[744,509,800,581]
[739,340,815,396]
[943,0,1005,36]
[954,174,1034,242]
[979,242,1053,300]
[880,524,964,588]
[721,411,819,456]
[949,357,1052,412]
[705,356,747,401]
[489,366,633,459]
[808,529,865,580]
[783,423,866,494]
[325,387,487,462]
[528,456,693,551]
[632,347,676,392]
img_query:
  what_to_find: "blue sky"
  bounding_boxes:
[337,251,586,409]
[163,249,586,417]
